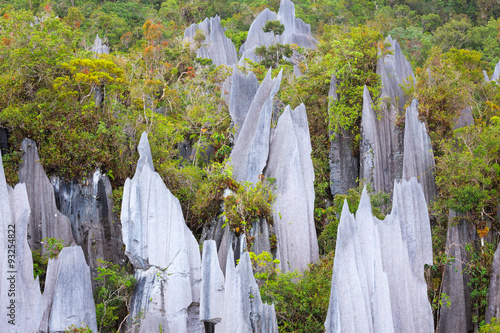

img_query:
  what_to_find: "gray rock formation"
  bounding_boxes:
[18,139,75,254]
[229,68,282,183]
[184,16,238,66]
[484,60,500,83]
[0,127,7,156]
[46,246,98,333]
[122,132,202,332]
[402,99,437,204]
[92,34,109,55]
[200,240,225,326]
[437,211,475,333]
[51,170,126,279]
[266,104,319,273]
[329,74,359,196]
[229,67,259,142]
[325,178,433,332]
[486,242,500,323]
[360,36,413,195]
[239,0,316,65]
[454,105,474,129]
[218,248,278,332]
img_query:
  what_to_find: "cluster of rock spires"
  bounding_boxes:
[0,146,97,332]
[183,0,316,69]
[121,132,279,332]
[325,178,434,332]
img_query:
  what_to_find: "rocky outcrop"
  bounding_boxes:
[18,139,75,254]
[266,104,319,273]
[122,132,202,332]
[229,68,282,183]
[229,67,259,142]
[46,246,98,333]
[483,60,500,83]
[51,170,126,283]
[437,211,475,333]
[183,16,238,66]
[329,74,359,196]
[218,248,278,332]
[454,105,474,129]
[239,0,316,65]
[92,34,109,55]
[402,99,436,204]
[200,240,224,327]
[486,242,500,323]
[325,178,433,332]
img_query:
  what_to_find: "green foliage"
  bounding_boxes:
[317,184,390,254]
[255,43,293,68]
[481,317,500,332]
[259,252,334,332]
[43,237,65,259]
[65,325,93,333]
[465,242,497,325]
[263,20,285,36]
[94,259,136,333]
[249,251,280,286]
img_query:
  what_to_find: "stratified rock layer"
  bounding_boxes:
[184,16,238,66]
[437,211,475,333]
[122,132,202,332]
[18,139,74,254]
[402,99,436,204]
[325,178,433,332]
[266,104,319,273]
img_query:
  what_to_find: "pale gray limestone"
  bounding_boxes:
[200,240,224,324]
[184,16,238,66]
[18,139,75,255]
[229,67,259,142]
[229,69,282,183]
[484,60,500,82]
[402,99,437,204]
[486,242,500,323]
[46,246,98,333]
[122,132,202,332]
[454,105,474,129]
[92,34,109,55]
[265,104,319,273]
[325,178,433,332]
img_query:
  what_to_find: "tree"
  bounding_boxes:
[255,20,292,68]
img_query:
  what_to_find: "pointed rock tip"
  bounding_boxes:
[137,132,154,170]
[358,185,372,211]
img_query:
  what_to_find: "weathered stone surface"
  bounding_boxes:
[200,240,224,324]
[238,9,277,64]
[250,219,272,256]
[329,74,359,196]
[217,226,247,276]
[47,246,98,333]
[92,34,109,55]
[276,0,316,48]
[229,67,259,142]
[454,105,475,129]
[325,178,433,332]
[229,69,282,183]
[218,249,278,332]
[18,139,74,254]
[266,104,319,273]
[184,16,237,66]
[484,61,500,83]
[360,85,404,195]
[0,127,7,156]
[486,242,500,323]
[437,211,475,333]
[402,99,437,204]
[51,170,126,277]
[122,132,202,332]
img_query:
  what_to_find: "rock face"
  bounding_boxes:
[229,68,282,183]
[122,132,202,332]
[266,104,319,273]
[200,240,225,325]
[46,246,98,333]
[229,67,259,142]
[454,105,474,129]
[360,36,414,195]
[402,99,436,204]
[218,248,278,332]
[92,34,109,55]
[484,60,500,83]
[486,242,500,323]
[437,211,475,333]
[18,139,75,254]
[329,74,359,196]
[239,0,316,65]
[183,16,238,66]
[325,178,433,332]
